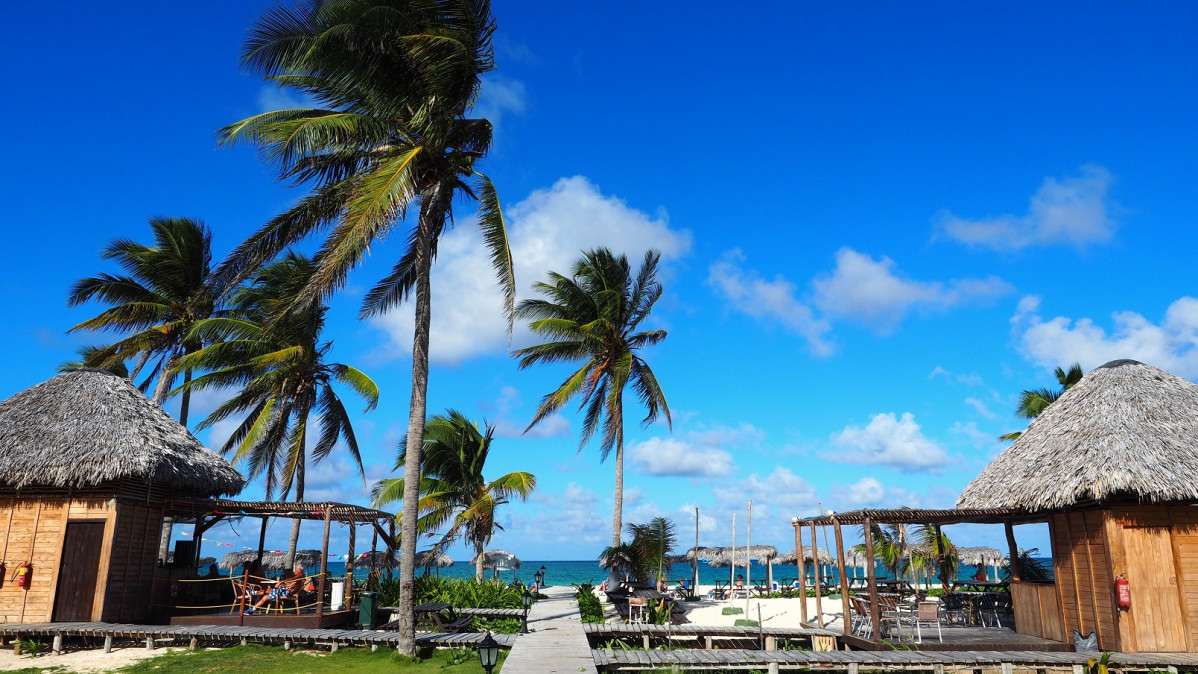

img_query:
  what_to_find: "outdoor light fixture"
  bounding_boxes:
[521,588,532,634]
[790,516,799,526]
[477,631,500,673]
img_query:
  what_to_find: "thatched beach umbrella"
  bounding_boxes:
[959,360,1198,511]
[0,370,245,495]
[220,550,260,571]
[472,549,521,579]
[710,545,779,589]
[777,545,836,586]
[414,549,454,574]
[358,550,399,570]
[957,546,1005,581]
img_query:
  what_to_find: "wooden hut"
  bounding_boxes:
[958,359,1198,652]
[0,370,244,623]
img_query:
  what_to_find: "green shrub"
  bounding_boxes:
[376,575,529,609]
[574,583,604,623]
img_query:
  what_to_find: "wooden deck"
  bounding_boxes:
[850,624,1072,651]
[169,609,356,629]
[585,623,839,651]
[592,647,1198,672]
[0,621,515,653]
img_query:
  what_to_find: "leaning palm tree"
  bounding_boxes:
[913,523,958,593]
[371,410,535,580]
[179,253,378,567]
[514,248,671,583]
[217,1,512,655]
[999,363,1083,440]
[68,216,228,559]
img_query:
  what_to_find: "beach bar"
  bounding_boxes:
[805,359,1198,653]
[0,370,244,623]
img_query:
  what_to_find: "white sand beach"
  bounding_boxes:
[605,584,847,630]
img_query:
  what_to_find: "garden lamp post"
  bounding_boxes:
[539,564,547,586]
[477,631,500,673]
[521,588,532,634]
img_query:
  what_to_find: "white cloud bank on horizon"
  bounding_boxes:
[1012,295,1198,379]
[936,164,1118,251]
[370,176,692,363]
[823,412,952,472]
[708,248,1011,355]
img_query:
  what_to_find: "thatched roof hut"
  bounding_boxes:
[415,549,454,569]
[0,370,244,496]
[709,545,778,567]
[958,359,1198,511]
[775,546,834,565]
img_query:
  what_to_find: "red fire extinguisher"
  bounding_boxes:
[1115,573,1131,609]
[13,562,31,589]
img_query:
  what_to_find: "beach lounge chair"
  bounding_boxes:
[849,596,873,638]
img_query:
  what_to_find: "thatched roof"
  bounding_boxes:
[959,360,1198,512]
[472,549,521,570]
[957,546,1004,566]
[415,549,454,569]
[684,546,722,562]
[776,546,835,565]
[0,370,243,496]
[709,545,778,567]
[357,550,398,569]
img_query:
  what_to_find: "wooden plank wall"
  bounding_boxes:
[1051,510,1116,650]
[1010,581,1065,641]
[100,501,164,623]
[1169,506,1198,652]
[0,497,114,623]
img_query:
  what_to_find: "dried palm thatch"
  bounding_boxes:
[684,546,721,562]
[708,545,778,567]
[219,550,260,570]
[956,546,1004,566]
[959,360,1198,511]
[472,549,521,570]
[357,550,399,569]
[775,546,834,565]
[219,549,324,571]
[0,370,244,496]
[414,549,454,569]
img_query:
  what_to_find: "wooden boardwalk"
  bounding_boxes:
[500,585,598,674]
[592,647,1198,672]
[0,621,514,653]
[585,623,839,651]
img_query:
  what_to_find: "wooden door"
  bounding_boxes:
[52,521,105,621]
[1123,526,1186,651]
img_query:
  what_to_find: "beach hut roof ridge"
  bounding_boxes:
[958,359,1198,511]
[0,370,244,497]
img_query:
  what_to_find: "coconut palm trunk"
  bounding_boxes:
[285,462,305,570]
[397,190,442,655]
[475,543,485,581]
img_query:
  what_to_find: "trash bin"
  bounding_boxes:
[359,591,379,629]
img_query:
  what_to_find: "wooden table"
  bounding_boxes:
[751,579,770,596]
[670,579,695,600]
[711,580,730,599]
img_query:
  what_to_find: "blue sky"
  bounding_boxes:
[2,2,1196,562]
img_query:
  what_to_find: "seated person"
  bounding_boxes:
[237,561,266,603]
[658,577,669,592]
[245,564,305,614]
[734,574,745,590]
[974,564,987,582]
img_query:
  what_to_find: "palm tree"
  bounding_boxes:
[630,517,677,587]
[178,253,379,567]
[853,523,907,581]
[514,248,672,573]
[913,523,958,593]
[68,216,225,425]
[67,216,227,559]
[999,363,1083,440]
[57,345,130,378]
[371,410,535,580]
[218,2,513,654]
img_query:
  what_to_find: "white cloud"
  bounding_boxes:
[708,248,1009,352]
[488,386,571,439]
[476,75,526,128]
[370,176,691,363]
[812,248,1012,334]
[963,397,997,419]
[937,164,1117,251]
[628,437,733,477]
[835,477,885,506]
[824,412,952,472]
[928,366,985,387]
[707,250,833,356]
[518,483,609,547]
[1012,295,1198,379]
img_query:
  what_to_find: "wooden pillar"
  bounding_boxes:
[795,521,807,624]
[388,519,396,582]
[256,517,268,566]
[863,517,881,644]
[317,507,332,619]
[810,521,823,628]
[1004,520,1021,581]
[833,519,851,638]
[347,518,356,596]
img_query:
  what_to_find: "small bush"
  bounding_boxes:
[574,583,605,623]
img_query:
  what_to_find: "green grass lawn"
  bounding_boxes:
[18,645,508,674]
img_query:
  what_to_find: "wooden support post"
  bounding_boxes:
[331,642,339,652]
[256,516,268,566]
[863,517,881,644]
[347,519,356,599]
[240,638,247,646]
[104,636,113,653]
[795,522,807,624]
[833,519,851,637]
[317,506,333,619]
[146,637,154,651]
[849,663,860,674]
[1004,521,1022,581]
[810,520,823,628]
[189,637,198,651]
[768,662,780,674]
[52,635,62,655]
[388,520,396,583]
[11,640,18,656]
[283,640,292,651]
[765,634,776,650]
